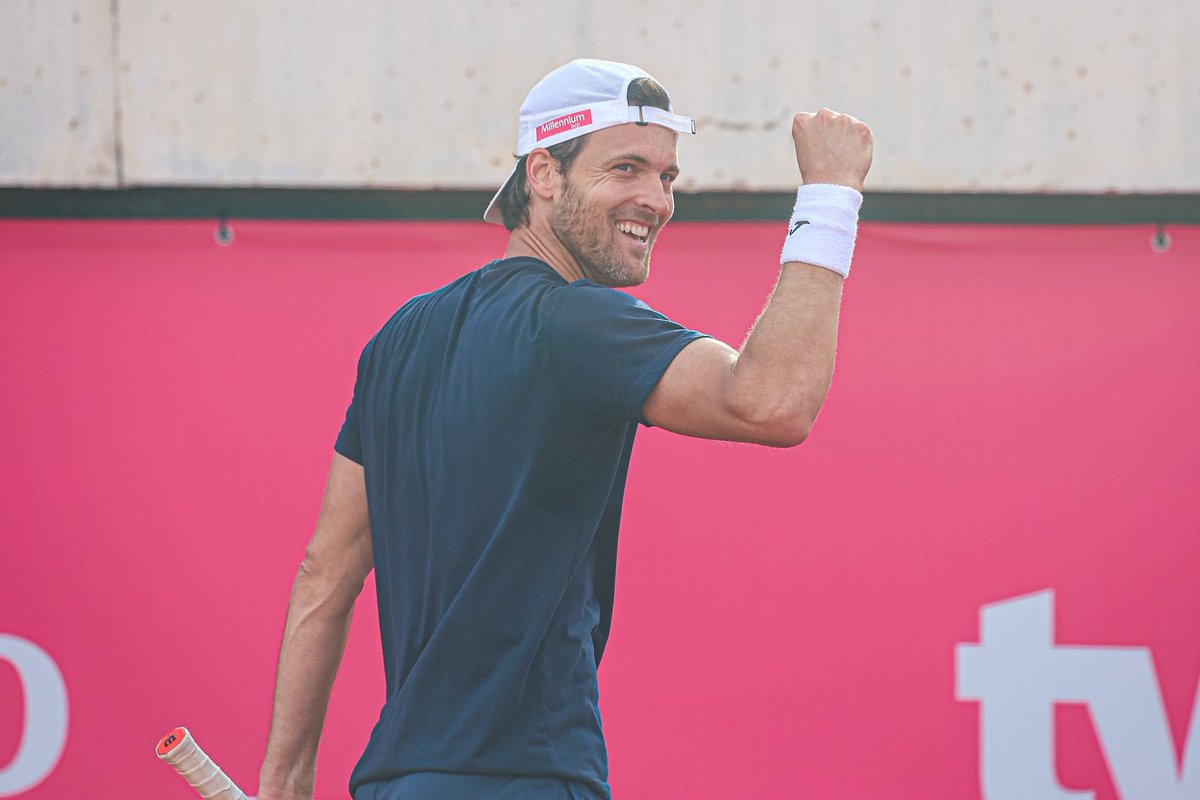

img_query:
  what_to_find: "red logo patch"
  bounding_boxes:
[536,109,593,141]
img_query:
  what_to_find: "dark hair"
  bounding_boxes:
[497,77,673,231]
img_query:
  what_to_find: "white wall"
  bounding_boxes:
[1,1,117,185]
[2,0,1197,192]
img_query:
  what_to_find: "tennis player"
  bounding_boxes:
[258,58,872,800]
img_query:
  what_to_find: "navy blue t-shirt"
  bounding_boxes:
[335,258,708,796]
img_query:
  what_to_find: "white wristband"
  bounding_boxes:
[779,184,864,278]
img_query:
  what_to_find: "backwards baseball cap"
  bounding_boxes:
[483,58,696,225]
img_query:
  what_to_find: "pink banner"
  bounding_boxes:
[1,219,1197,799]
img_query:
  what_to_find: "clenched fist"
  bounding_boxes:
[792,109,873,193]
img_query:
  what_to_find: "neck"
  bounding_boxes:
[504,218,586,283]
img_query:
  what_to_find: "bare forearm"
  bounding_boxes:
[727,262,844,439]
[259,567,356,797]
[724,110,870,442]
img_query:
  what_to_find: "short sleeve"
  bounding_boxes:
[334,344,369,464]
[547,283,710,424]
[334,394,364,464]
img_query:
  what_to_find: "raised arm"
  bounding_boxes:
[643,109,873,447]
[258,452,374,800]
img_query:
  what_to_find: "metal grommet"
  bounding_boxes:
[1151,224,1170,253]
[214,217,234,247]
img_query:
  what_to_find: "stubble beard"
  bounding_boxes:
[550,176,651,288]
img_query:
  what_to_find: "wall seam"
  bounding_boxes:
[109,0,125,187]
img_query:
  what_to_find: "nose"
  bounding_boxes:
[635,173,673,222]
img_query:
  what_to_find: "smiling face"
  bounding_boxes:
[548,123,680,287]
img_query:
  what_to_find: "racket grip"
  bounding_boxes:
[156,727,249,800]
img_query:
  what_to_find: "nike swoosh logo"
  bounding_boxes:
[789,219,810,235]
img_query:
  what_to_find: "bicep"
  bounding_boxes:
[643,337,776,444]
[302,451,374,593]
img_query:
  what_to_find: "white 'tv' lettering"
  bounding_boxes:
[0,635,69,797]
[956,591,1199,799]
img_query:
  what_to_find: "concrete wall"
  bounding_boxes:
[2,0,1197,192]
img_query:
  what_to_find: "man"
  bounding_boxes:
[258,59,872,800]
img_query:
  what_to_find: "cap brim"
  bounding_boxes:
[483,161,520,225]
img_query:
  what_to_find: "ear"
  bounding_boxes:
[525,148,561,202]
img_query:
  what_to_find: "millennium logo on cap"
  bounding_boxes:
[536,110,593,141]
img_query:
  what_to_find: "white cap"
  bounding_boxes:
[483,58,696,225]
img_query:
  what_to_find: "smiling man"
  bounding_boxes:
[258,59,873,800]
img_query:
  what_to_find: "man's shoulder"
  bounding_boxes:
[368,259,567,342]
[551,280,670,327]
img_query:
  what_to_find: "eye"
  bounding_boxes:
[614,163,635,173]
[661,172,677,184]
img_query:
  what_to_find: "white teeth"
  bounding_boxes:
[616,221,650,240]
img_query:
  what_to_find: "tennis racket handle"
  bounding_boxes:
[156,726,249,800]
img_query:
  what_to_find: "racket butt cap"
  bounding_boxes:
[156,726,189,757]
